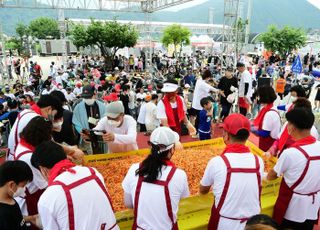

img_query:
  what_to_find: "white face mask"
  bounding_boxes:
[53,121,63,132]
[291,96,297,102]
[13,186,26,198]
[84,98,95,106]
[107,119,121,127]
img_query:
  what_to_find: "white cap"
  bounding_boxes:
[105,101,124,118]
[150,127,180,153]
[161,83,179,93]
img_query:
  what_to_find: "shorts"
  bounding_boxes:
[199,131,211,140]
[239,97,250,109]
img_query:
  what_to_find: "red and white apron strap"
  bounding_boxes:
[132,166,178,230]
[14,111,35,152]
[208,154,261,230]
[51,167,117,230]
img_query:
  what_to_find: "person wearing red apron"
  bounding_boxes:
[251,86,281,152]
[200,113,264,230]
[13,116,54,229]
[156,80,196,136]
[31,141,119,230]
[122,127,189,230]
[267,108,320,230]
[267,98,319,158]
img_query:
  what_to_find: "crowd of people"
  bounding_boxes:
[0,50,320,230]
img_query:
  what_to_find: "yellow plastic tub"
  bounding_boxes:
[84,138,280,230]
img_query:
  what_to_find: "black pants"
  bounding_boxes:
[139,123,146,132]
[282,218,316,230]
[194,109,201,132]
[220,103,232,121]
[239,107,247,116]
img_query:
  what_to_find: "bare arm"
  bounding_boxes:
[267,169,278,181]
[199,184,211,195]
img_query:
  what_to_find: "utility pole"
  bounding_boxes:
[244,0,252,45]
[0,22,7,85]
[58,9,67,70]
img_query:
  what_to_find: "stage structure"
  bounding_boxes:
[0,0,193,77]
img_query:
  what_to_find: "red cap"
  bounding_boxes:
[222,113,250,135]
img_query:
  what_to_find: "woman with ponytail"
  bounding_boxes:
[122,127,189,230]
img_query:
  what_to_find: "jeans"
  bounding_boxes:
[220,103,232,121]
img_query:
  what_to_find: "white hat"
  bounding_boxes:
[105,101,124,118]
[161,83,179,93]
[150,127,180,152]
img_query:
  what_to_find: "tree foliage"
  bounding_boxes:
[29,17,60,39]
[161,24,191,56]
[70,19,139,58]
[259,25,307,57]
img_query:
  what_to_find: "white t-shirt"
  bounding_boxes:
[278,122,319,140]
[137,102,147,124]
[14,144,47,216]
[122,163,189,230]
[192,79,218,110]
[156,96,187,121]
[261,106,281,139]
[73,87,82,96]
[274,142,320,222]
[7,110,39,158]
[136,93,146,101]
[128,91,136,110]
[201,152,264,230]
[41,89,51,95]
[238,70,253,97]
[94,115,138,153]
[38,166,119,230]
[145,102,159,126]
[65,92,76,102]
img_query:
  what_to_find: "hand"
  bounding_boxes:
[174,141,184,151]
[64,145,84,163]
[80,130,90,141]
[102,132,115,142]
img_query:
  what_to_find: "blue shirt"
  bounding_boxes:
[198,109,212,133]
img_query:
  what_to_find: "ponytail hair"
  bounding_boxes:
[135,143,171,183]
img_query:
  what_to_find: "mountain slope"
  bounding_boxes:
[0,0,320,36]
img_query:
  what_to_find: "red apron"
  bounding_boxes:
[171,108,182,135]
[15,149,45,229]
[273,146,320,225]
[11,111,36,157]
[50,167,117,230]
[258,109,280,152]
[132,166,178,230]
[208,154,261,230]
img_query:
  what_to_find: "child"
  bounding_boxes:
[0,160,33,229]
[198,97,214,140]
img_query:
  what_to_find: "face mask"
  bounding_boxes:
[107,119,121,127]
[53,121,63,132]
[291,96,297,102]
[84,98,95,106]
[13,186,26,198]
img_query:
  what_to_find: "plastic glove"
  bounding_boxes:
[187,122,197,136]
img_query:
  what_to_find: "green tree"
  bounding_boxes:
[70,19,139,67]
[161,24,191,57]
[234,18,248,55]
[259,25,307,58]
[29,17,60,39]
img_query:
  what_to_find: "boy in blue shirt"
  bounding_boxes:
[198,97,213,140]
